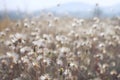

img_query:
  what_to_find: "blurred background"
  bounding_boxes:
[0,0,120,19]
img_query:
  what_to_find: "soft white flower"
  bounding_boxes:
[110,70,117,75]
[32,39,46,48]
[20,46,32,54]
[39,74,51,80]
[57,59,63,66]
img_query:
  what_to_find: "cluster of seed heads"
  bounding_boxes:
[0,14,120,80]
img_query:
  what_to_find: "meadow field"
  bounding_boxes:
[0,14,120,80]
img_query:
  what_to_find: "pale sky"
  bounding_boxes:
[0,0,120,12]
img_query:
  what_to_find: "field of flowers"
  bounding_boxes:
[0,14,120,80]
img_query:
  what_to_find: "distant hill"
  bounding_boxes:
[48,2,93,12]
[45,2,95,18]
[0,2,120,19]
[0,11,26,20]
[43,2,120,18]
[35,2,94,18]
[102,3,120,17]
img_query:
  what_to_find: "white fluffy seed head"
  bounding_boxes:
[99,33,105,38]
[102,63,109,69]
[98,43,105,49]
[0,32,6,37]
[117,74,120,78]
[110,70,117,75]
[72,23,76,27]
